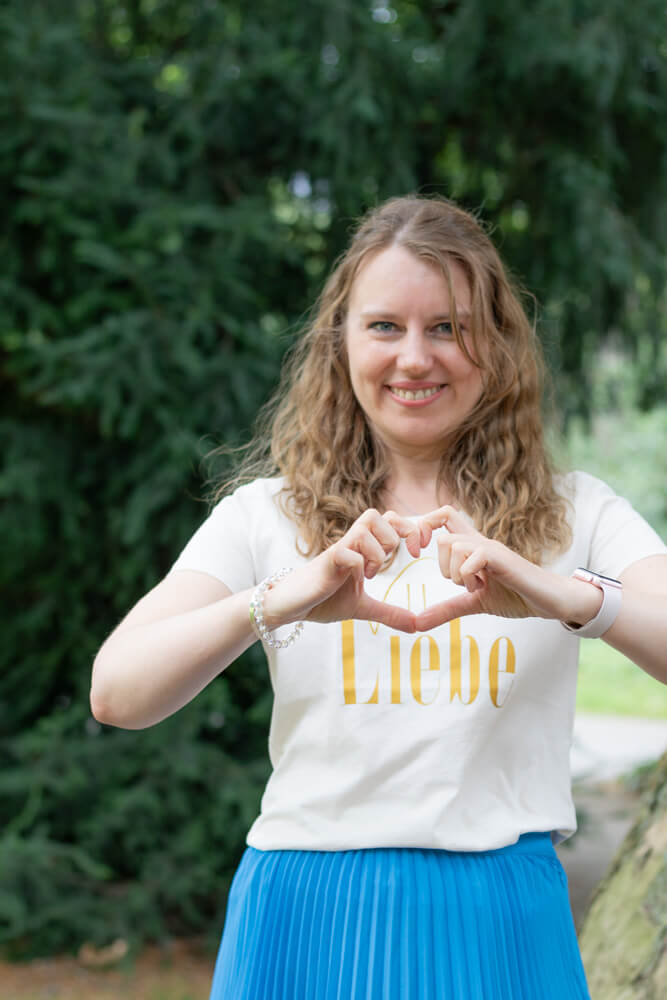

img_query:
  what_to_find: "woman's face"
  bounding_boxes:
[344,245,484,461]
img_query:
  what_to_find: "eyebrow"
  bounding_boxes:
[359,309,471,322]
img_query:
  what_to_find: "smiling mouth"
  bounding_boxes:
[389,385,445,401]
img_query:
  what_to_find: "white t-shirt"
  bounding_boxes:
[169,471,666,852]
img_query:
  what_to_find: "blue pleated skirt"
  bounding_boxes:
[209,831,591,999]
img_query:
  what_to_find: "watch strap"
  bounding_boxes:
[561,568,623,639]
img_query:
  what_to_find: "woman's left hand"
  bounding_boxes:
[413,506,601,632]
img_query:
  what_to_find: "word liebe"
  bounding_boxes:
[340,617,516,709]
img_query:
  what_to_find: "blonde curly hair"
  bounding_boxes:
[211,194,572,564]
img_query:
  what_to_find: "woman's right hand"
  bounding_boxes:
[262,509,424,634]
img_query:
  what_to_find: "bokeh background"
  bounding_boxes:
[2,0,667,979]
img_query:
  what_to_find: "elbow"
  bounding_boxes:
[89,688,140,729]
[90,655,110,724]
[89,661,157,731]
[90,658,125,728]
[89,684,116,727]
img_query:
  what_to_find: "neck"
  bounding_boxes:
[383,454,453,516]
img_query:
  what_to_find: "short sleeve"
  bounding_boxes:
[576,471,667,578]
[168,490,255,592]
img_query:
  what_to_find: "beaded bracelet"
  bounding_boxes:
[249,567,304,649]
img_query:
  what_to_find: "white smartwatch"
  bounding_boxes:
[561,567,623,639]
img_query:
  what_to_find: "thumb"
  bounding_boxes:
[356,593,417,634]
[414,590,483,631]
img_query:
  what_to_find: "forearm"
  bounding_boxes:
[91,588,258,730]
[599,589,667,686]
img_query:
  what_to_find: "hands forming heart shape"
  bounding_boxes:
[269,506,583,635]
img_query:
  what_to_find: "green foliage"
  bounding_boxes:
[563,343,667,537]
[0,691,272,959]
[564,346,667,718]
[2,0,667,958]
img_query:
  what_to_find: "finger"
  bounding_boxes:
[381,510,422,559]
[420,505,478,536]
[415,518,433,551]
[459,549,490,591]
[436,533,454,579]
[450,540,476,587]
[356,509,413,560]
[461,565,488,593]
[357,593,417,634]
[351,530,392,578]
[414,591,483,631]
[331,545,365,591]
[359,508,399,549]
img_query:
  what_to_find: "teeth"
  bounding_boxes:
[391,385,442,400]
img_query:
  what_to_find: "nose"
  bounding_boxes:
[398,327,434,373]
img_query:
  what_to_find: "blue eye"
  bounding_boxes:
[367,319,462,336]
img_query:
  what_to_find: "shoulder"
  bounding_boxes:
[553,468,666,574]
[209,476,300,544]
[215,475,288,513]
[550,469,640,542]
[552,469,618,509]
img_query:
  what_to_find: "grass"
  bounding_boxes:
[576,640,667,718]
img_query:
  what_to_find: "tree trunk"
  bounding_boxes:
[578,749,667,999]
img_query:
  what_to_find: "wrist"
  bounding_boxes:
[249,569,305,649]
[560,568,623,639]
[262,584,300,630]
[562,578,604,627]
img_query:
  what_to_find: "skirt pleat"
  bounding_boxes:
[209,832,591,999]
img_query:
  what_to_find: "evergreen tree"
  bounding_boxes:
[2,0,666,956]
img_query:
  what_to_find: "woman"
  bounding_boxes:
[91,195,667,999]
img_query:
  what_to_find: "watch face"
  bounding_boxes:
[574,567,622,588]
[597,573,622,587]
